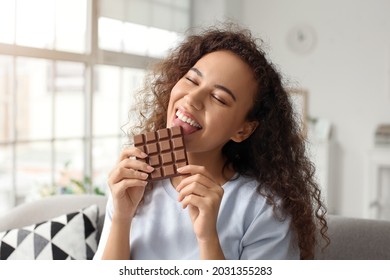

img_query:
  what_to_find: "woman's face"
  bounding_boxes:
[167,50,258,154]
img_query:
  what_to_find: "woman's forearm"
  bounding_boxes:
[101,216,132,260]
[198,235,226,260]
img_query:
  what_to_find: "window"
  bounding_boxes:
[0,0,191,214]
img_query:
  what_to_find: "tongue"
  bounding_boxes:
[172,118,200,135]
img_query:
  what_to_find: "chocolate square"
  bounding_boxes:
[134,126,188,181]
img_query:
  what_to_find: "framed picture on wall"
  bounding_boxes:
[288,88,308,137]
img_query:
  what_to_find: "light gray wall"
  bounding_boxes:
[192,0,390,218]
[191,0,242,28]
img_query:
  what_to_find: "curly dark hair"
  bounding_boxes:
[129,24,329,259]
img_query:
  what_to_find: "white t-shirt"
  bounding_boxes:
[94,175,299,259]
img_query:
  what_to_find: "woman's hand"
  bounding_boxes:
[101,147,153,260]
[107,147,154,221]
[176,165,224,243]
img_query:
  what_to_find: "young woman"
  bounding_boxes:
[94,24,328,260]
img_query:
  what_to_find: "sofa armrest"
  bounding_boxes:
[0,194,107,233]
[315,215,390,259]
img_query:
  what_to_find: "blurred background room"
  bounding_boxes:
[1,0,390,221]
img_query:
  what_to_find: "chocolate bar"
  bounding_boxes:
[134,126,188,181]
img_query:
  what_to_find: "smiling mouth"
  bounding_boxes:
[175,109,202,129]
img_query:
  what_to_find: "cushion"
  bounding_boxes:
[0,204,98,260]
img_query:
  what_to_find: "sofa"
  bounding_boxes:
[0,194,107,260]
[1,194,390,260]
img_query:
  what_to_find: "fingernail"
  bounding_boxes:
[146,165,154,172]
[140,152,148,158]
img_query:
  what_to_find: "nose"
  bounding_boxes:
[184,89,204,110]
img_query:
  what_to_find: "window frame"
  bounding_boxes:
[0,0,188,209]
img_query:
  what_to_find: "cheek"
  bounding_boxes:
[212,108,245,126]
[168,96,179,113]
[217,112,248,135]
[169,83,184,102]
[166,96,175,118]
[167,85,182,117]
[206,113,239,137]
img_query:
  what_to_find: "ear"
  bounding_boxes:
[231,121,259,143]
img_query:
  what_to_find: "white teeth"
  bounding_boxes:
[176,110,202,128]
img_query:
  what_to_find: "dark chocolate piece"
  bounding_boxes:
[134,126,188,181]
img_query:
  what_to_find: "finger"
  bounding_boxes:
[110,178,148,196]
[118,157,154,174]
[176,173,219,192]
[118,147,148,162]
[181,194,202,209]
[177,182,209,202]
[109,161,153,185]
[117,178,148,190]
[181,194,216,211]
[179,186,223,206]
[177,165,213,180]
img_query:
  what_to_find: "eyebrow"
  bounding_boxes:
[190,67,237,101]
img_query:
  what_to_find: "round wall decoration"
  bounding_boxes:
[286,24,317,54]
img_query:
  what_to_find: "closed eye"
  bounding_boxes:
[211,94,227,105]
[185,77,198,85]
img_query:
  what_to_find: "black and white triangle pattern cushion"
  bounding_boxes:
[0,204,98,260]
